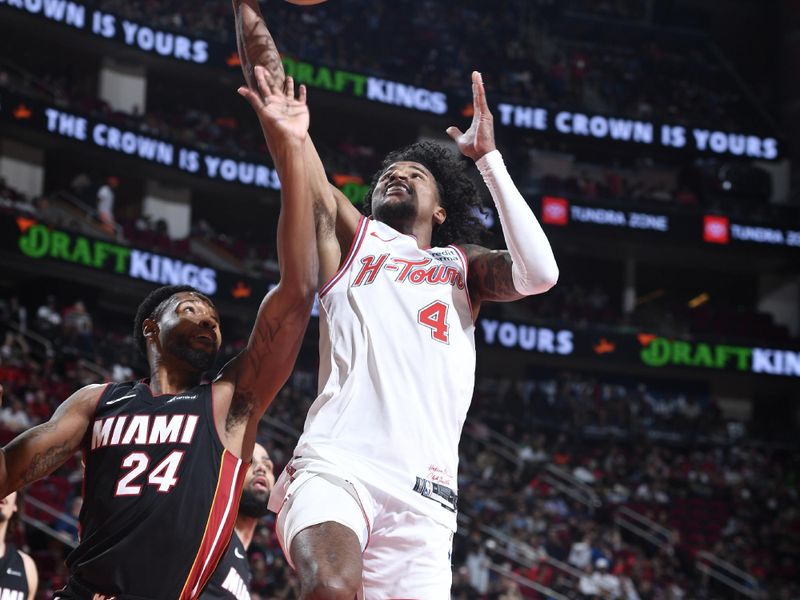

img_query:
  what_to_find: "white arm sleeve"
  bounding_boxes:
[476,150,559,295]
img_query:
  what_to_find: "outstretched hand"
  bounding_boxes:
[238,65,309,143]
[446,71,496,161]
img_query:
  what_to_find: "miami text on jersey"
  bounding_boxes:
[0,587,24,600]
[91,414,199,450]
[221,568,249,600]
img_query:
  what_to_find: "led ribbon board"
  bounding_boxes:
[0,1,781,158]
[0,90,281,190]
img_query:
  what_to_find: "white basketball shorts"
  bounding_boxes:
[273,459,454,599]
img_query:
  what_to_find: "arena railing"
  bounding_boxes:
[52,191,123,241]
[457,511,585,580]
[77,358,111,383]
[614,505,675,553]
[21,494,79,549]
[541,463,602,509]
[615,505,764,597]
[7,320,53,359]
[695,550,762,599]
[486,563,572,600]
[10,319,112,385]
[461,425,520,466]
[455,514,579,598]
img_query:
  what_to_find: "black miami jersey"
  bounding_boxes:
[65,381,247,600]
[199,533,251,600]
[0,545,28,600]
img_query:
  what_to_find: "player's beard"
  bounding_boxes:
[239,486,270,518]
[372,193,417,226]
[167,336,217,372]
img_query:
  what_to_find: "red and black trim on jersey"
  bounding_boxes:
[180,450,248,600]
[449,245,474,319]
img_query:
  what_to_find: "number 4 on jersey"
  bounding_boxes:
[418,300,450,344]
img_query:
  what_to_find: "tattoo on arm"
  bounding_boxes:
[227,315,285,431]
[235,1,285,89]
[22,440,71,484]
[471,251,522,301]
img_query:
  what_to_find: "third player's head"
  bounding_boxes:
[0,492,18,524]
[134,285,221,373]
[239,442,274,518]
[365,141,485,247]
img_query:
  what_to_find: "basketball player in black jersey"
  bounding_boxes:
[201,442,273,600]
[0,492,37,600]
[0,74,317,598]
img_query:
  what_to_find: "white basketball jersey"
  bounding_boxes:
[294,216,476,530]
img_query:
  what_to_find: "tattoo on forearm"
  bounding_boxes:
[227,316,285,431]
[22,441,71,484]
[235,1,285,88]
[473,252,519,300]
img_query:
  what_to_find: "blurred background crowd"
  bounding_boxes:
[0,0,798,598]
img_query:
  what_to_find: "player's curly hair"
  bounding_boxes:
[363,141,486,247]
[133,285,215,359]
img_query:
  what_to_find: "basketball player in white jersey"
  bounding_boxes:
[234,4,559,598]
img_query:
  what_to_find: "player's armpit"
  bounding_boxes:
[461,244,525,310]
[331,184,362,244]
[0,384,104,496]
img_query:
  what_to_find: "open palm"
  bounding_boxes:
[239,65,309,142]
[446,71,496,161]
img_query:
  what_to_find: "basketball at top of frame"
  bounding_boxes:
[285,0,327,5]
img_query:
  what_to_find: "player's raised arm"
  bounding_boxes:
[0,384,104,497]
[447,71,559,312]
[215,68,317,458]
[231,0,361,278]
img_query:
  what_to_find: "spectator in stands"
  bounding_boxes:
[0,297,28,332]
[498,577,525,599]
[580,557,622,598]
[465,539,491,594]
[0,396,33,433]
[35,295,62,338]
[0,332,30,367]
[110,360,134,382]
[53,496,82,544]
[96,176,119,235]
[569,531,595,570]
[62,300,93,355]
[69,173,94,205]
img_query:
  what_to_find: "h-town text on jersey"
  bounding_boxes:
[353,254,465,289]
